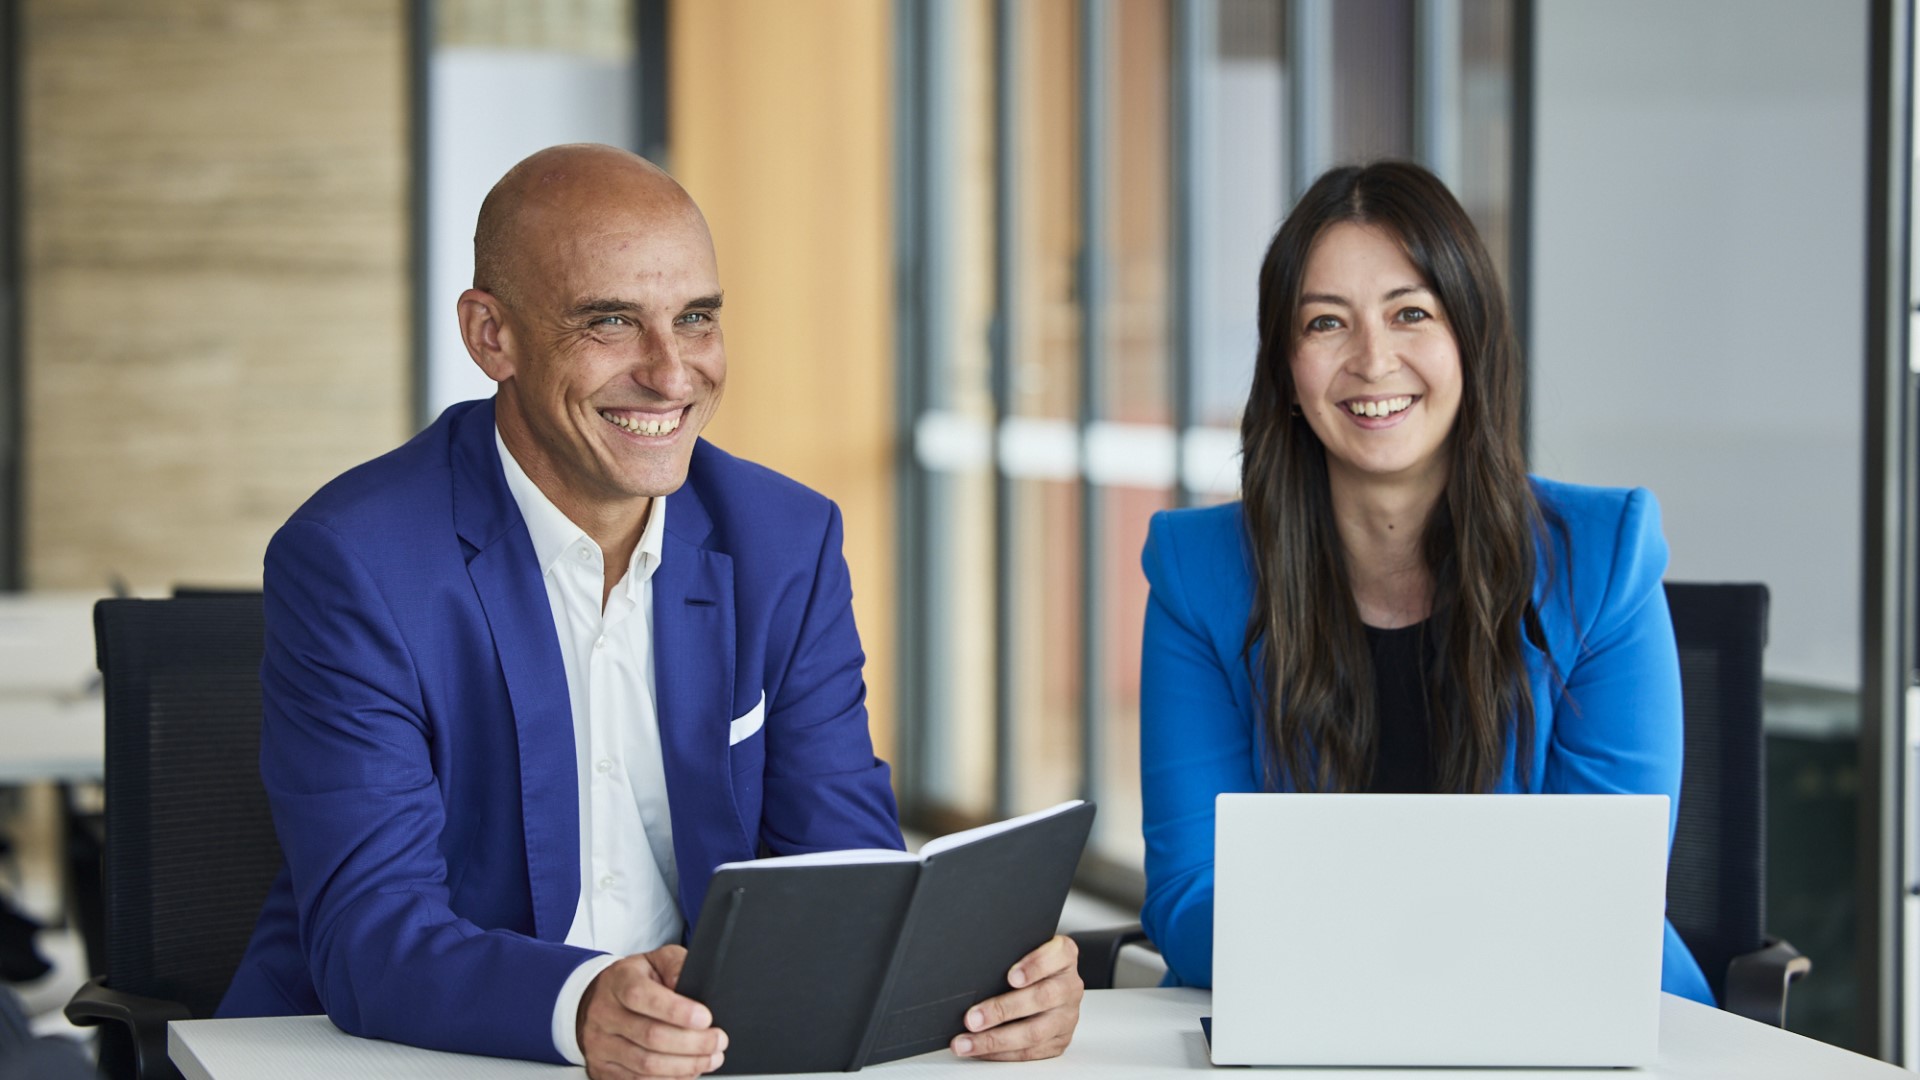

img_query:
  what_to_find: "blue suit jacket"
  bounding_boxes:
[1138,478,1714,1005]
[217,399,903,1062]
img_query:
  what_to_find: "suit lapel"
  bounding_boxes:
[652,469,743,924]
[450,401,580,942]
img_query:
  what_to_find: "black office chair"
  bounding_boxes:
[1662,581,1808,1025]
[63,589,264,978]
[1071,581,1809,1028]
[64,596,281,1080]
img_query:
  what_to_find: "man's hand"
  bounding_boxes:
[950,934,1083,1061]
[577,945,728,1078]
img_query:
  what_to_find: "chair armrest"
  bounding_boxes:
[1723,937,1811,1028]
[1068,923,1152,991]
[65,976,190,1080]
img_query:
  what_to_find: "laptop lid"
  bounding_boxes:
[1210,793,1668,1067]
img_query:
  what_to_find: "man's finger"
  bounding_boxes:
[614,972,714,1031]
[585,1056,644,1080]
[597,1041,725,1078]
[648,944,690,990]
[608,1016,730,1058]
[951,1010,1075,1060]
[589,1009,726,1063]
[966,967,1082,1030]
[1007,934,1078,988]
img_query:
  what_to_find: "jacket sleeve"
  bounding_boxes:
[1138,512,1262,987]
[261,519,599,1063]
[1540,489,1683,814]
[758,500,904,855]
[1539,488,1714,1005]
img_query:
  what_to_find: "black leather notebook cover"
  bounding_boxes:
[677,801,1095,1074]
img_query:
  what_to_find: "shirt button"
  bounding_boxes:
[595,758,613,774]
[594,636,606,650]
[599,874,616,891]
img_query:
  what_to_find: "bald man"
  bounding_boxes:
[218,145,1084,1077]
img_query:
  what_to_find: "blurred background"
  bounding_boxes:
[0,0,1913,1067]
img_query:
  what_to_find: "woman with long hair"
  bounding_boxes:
[1137,161,1712,1004]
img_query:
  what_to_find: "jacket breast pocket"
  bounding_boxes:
[728,691,767,846]
[729,691,766,771]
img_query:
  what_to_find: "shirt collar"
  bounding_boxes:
[495,425,666,591]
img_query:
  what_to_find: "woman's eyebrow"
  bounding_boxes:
[1301,285,1433,308]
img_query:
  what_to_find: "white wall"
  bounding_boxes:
[1529,0,1868,691]
[426,49,636,420]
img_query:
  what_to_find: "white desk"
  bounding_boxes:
[0,591,106,784]
[169,987,1910,1079]
[0,694,102,785]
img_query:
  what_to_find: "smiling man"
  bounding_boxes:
[218,145,1083,1078]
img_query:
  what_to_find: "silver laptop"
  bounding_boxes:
[1210,793,1668,1067]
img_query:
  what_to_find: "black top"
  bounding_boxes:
[1365,621,1435,793]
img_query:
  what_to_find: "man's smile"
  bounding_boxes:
[598,406,688,439]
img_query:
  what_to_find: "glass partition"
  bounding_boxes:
[900,0,1520,890]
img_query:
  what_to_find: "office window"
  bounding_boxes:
[418,0,656,422]
[898,0,1521,896]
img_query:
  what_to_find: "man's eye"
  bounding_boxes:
[678,311,713,326]
[593,315,629,327]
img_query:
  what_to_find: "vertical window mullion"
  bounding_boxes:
[1510,0,1535,454]
[892,0,927,818]
[635,0,671,167]
[0,0,16,584]
[1286,0,1333,201]
[1171,0,1210,508]
[1414,0,1462,187]
[991,0,1019,821]
[919,0,967,824]
[408,0,433,433]
[1078,0,1110,807]
[1867,0,1917,1060]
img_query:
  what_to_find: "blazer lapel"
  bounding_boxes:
[652,474,743,925]
[450,400,581,942]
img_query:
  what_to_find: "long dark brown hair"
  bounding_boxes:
[1240,161,1552,794]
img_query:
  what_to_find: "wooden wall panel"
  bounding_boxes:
[22,0,410,590]
[669,1,897,762]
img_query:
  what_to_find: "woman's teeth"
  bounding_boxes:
[601,410,681,437]
[1345,396,1413,418]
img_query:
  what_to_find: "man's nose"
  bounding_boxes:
[632,327,694,399]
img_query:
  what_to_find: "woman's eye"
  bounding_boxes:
[1305,314,1341,333]
[1398,307,1431,324]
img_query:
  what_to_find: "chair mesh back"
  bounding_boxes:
[1662,582,1768,1006]
[94,596,282,1019]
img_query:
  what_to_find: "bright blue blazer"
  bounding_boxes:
[1138,478,1714,1005]
[218,399,903,1062]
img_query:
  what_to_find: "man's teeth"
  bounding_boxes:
[1345,396,1414,418]
[601,410,681,437]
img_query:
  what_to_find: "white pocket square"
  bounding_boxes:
[729,692,766,746]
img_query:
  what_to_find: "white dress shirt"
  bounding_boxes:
[494,429,684,1065]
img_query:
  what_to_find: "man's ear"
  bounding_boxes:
[458,288,515,383]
